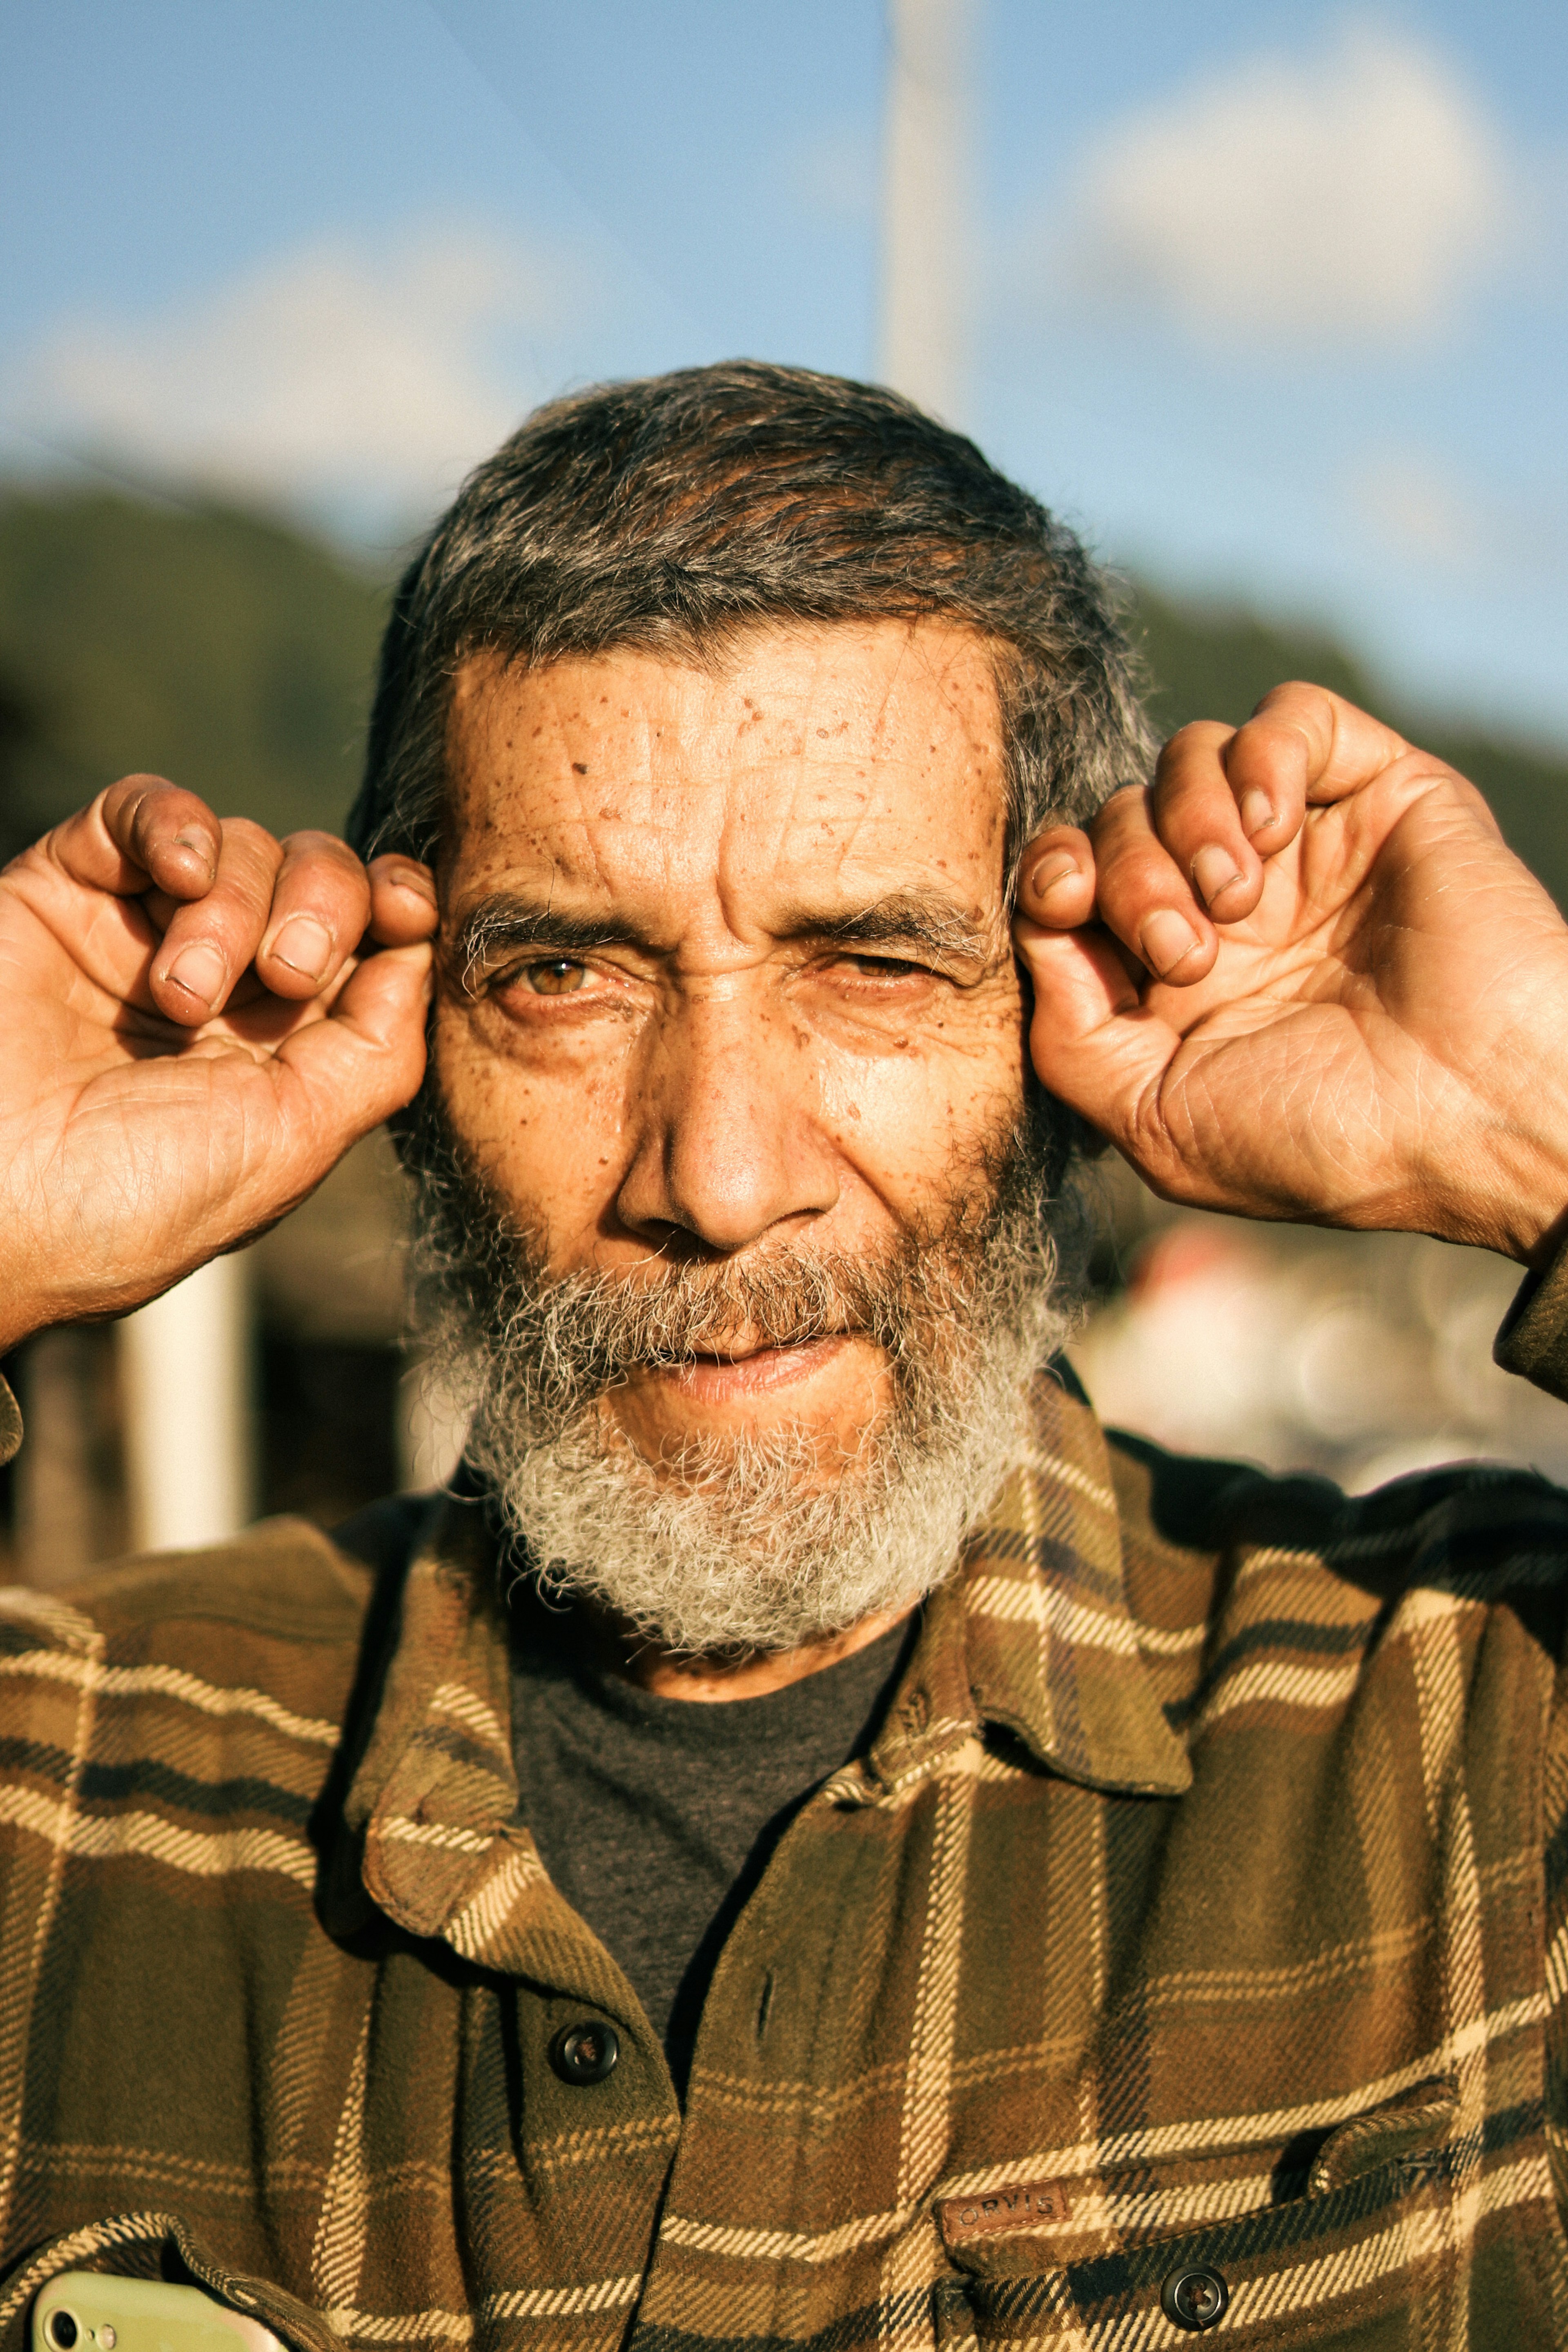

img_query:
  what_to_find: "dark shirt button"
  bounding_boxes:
[549,2020,620,2085]
[1161,2265,1229,2331]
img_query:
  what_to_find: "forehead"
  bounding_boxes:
[441,618,1009,924]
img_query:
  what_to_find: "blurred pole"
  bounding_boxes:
[118,1256,254,1552]
[879,0,976,421]
[15,1332,113,1587]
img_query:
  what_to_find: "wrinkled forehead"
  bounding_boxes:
[439,618,1012,932]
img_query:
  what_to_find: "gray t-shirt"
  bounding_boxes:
[509,1582,911,2095]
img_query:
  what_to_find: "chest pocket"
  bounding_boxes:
[930,2080,1550,2348]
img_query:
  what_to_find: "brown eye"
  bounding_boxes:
[525,959,587,996]
[844,956,920,979]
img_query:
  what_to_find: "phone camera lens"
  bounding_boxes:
[46,2312,79,2350]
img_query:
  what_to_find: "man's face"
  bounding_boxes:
[432,617,1031,1474]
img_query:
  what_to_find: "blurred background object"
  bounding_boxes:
[881,0,976,418]
[120,1259,254,1558]
[1069,1164,1568,1491]
[0,0,1564,1577]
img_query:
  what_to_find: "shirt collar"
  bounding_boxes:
[338,1371,1189,1963]
[864,1372,1192,1800]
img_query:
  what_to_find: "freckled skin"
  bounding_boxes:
[435,618,1027,1488]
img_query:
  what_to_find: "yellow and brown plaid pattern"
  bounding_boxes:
[0,1350,1566,2349]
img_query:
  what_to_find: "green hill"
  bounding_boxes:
[0,488,387,859]
[2,483,1566,909]
[1133,584,1568,913]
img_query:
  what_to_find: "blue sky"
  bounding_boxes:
[3,0,1565,741]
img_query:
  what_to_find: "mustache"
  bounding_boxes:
[493,1238,947,1390]
[401,1074,1079,1429]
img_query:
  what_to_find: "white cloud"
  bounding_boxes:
[7,224,579,518]
[1052,22,1515,347]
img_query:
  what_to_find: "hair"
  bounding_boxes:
[345,361,1152,880]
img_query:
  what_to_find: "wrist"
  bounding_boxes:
[1425,1073,1568,1270]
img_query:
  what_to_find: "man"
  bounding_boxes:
[0,362,1565,2350]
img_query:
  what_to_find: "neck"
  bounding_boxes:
[580,1597,920,1702]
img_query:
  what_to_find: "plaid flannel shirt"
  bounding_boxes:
[2,1247,1568,2350]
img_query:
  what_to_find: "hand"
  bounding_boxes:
[1013,684,1568,1268]
[0,777,438,1352]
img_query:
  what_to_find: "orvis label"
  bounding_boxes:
[938,2179,1073,2241]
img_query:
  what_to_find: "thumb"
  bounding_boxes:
[1016,917,1181,1158]
[273,942,432,1155]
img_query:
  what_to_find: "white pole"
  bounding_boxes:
[118,1255,254,1552]
[879,0,976,422]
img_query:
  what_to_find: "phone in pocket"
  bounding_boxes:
[32,2274,284,2352]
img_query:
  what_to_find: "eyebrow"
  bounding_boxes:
[781,893,995,964]
[454,899,657,993]
[453,887,996,993]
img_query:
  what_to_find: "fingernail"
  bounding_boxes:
[1140,909,1200,976]
[171,830,216,881]
[269,915,333,981]
[1240,790,1276,837]
[1027,853,1079,907]
[165,942,227,1009]
[385,864,437,902]
[1191,845,1243,908]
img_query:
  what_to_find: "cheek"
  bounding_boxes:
[431,1007,630,1223]
[817,990,1029,1202]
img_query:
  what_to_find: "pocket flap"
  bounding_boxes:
[1307,2077,1459,2196]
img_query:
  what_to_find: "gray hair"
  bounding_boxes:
[345,361,1152,882]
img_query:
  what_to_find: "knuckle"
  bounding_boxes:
[216,818,287,882]
[1089,784,1150,842]
[1099,844,1188,917]
[1158,720,1233,767]
[1425,768,1501,837]
[281,828,361,867]
[106,771,177,803]
[100,776,166,836]
[1156,769,1245,834]
[369,855,438,907]
[1251,677,1323,710]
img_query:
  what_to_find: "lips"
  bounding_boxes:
[628,1321,857,1370]
[684,1331,840,1363]
[645,1334,855,1398]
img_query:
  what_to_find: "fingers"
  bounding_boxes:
[1015,685,1420,995]
[51,775,223,899]
[1150,723,1272,924]
[1023,788,1221,984]
[1138,688,1414,953]
[1239,681,1410,806]
[1016,827,1097,930]
[149,825,392,1024]
[1016,802,1215,984]
[50,773,437,1024]
[273,944,434,1150]
[366,854,439,947]
[254,831,372,1001]
[1014,916,1183,1156]
[149,820,284,1022]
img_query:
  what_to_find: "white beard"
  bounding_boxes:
[406,1105,1084,1656]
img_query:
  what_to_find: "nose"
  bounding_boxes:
[615,990,840,1254]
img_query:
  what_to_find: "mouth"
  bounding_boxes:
[641,1332,855,1403]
